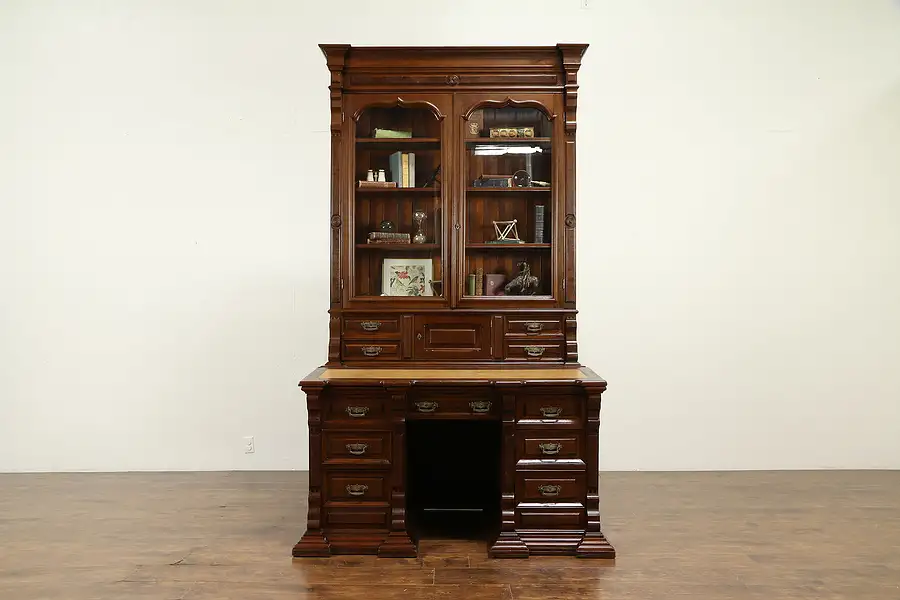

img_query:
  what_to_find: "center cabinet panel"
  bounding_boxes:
[412,314,492,360]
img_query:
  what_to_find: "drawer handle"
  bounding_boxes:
[414,401,438,413]
[346,406,369,418]
[539,442,562,455]
[524,345,545,357]
[361,345,382,357]
[346,443,368,456]
[525,321,543,334]
[539,406,562,419]
[360,320,381,332]
[469,400,492,413]
[538,484,561,497]
[346,484,368,497]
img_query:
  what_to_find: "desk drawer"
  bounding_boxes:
[518,431,582,460]
[325,391,389,424]
[505,315,563,337]
[506,341,564,362]
[324,471,389,503]
[344,316,400,338]
[343,342,400,361]
[407,389,498,419]
[517,471,586,503]
[517,394,582,426]
[323,431,391,466]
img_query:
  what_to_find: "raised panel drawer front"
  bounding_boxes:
[517,392,583,427]
[413,315,492,360]
[343,342,401,361]
[325,390,388,424]
[325,507,389,529]
[322,431,391,466]
[517,503,586,529]
[344,316,401,338]
[518,432,582,460]
[324,471,389,503]
[506,341,564,362]
[517,472,586,503]
[505,315,563,337]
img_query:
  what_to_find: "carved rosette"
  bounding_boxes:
[565,214,576,229]
[330,214,341,229]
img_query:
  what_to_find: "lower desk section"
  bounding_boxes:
[293,368,614,559]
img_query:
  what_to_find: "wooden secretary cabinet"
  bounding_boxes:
[294,44,615,559]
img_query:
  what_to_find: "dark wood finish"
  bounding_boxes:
[298,44,612,559]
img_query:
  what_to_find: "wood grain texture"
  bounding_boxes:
[314,368,591,381]
[3,471,900,599]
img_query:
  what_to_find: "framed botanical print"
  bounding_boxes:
[381,258,433,296]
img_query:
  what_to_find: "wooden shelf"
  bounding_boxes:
[357,187,441,193]
[356,243,440,251]
[466,187,551,193]
[466,243,551,250]
[356,138,441,149]
[465,137,552,144]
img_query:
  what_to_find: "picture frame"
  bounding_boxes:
[381,257,434,296]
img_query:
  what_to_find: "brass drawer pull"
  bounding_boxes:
[414,401,438,413]
[360,320,381,332]
[360,345,382,357]
[346,443,368,456]
[524,345,546,357]
[539,406,562,419]
[525,321,543,334]
[539,442,562,455]
[346,406,369,418]
[538,484,561,497]
[345,484,368,497]
[469,400,492,413]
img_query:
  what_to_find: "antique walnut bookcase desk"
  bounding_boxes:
[294,44,615,559]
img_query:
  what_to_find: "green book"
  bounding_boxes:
[373,128,412,138]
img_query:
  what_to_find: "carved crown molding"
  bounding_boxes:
[352,97,445,121]
[462,97,557,121]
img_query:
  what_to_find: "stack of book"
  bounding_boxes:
[390,151,416,188]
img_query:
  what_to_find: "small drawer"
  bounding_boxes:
[517,472,586,502]
[518,504,585,529]
[506,315,563,337]
[407,388,498,419]
[517,394,582,426]
[325,507,389,529]
[325,391,388,424]
[323,431,391,466]
[324,471,389,503]
[518,431,582,460]
[506,341,564,362]
[343,342,400,361]
[344,316,400,338]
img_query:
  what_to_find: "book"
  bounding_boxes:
[373,128,412,138]
[475,268,484,296]
[534,204,545,243]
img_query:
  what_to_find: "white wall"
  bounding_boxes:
[2,1,898,472]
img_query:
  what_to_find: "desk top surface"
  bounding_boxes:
[300,366,605,385]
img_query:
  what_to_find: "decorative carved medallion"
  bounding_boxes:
[330,214,342,228]
[446,74,460,86]
[565,214,576,228]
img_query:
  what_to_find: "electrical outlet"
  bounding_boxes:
[244,436,255,454]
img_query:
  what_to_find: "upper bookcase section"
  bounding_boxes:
[319,44,587,95]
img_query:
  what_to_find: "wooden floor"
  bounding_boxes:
[1,471,899,599]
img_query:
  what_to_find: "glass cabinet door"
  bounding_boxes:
[349,96,450,303]
[458,98,560,304]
